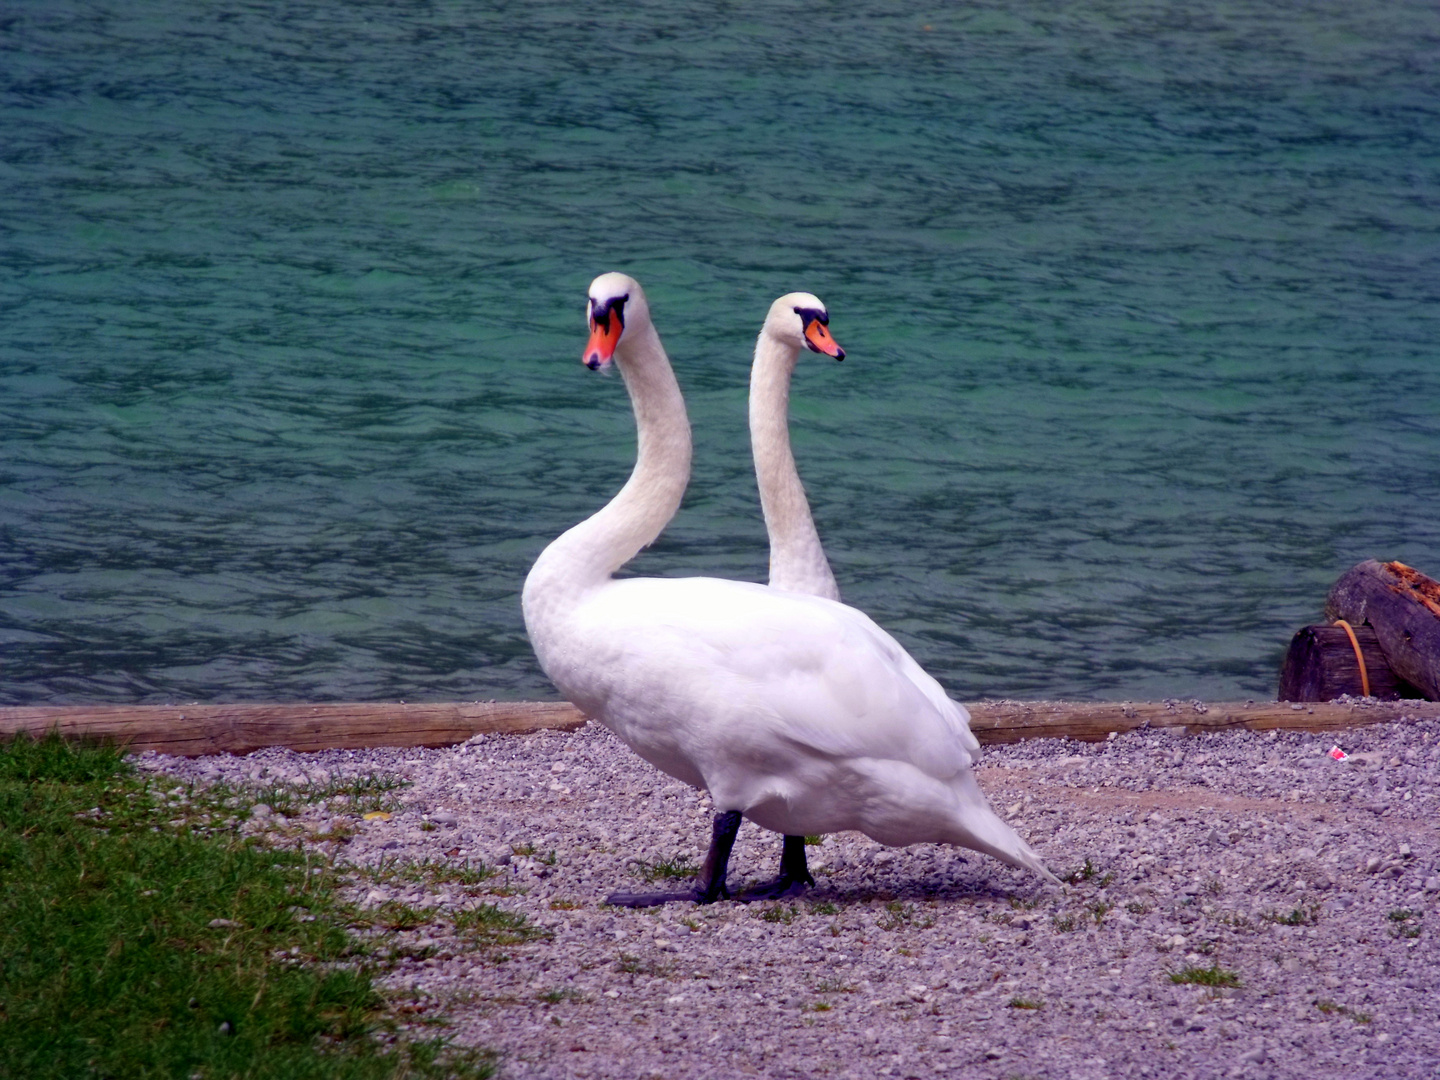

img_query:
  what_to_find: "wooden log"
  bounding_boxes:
[963,698,1440,743]
[1326,560,1440,700]
[1277,624,1421,702]
[0,701,586,757]
[2,698,1437,756]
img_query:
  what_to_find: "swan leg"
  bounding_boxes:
[695,809,742,902]
[604,810,741,908]
[737,834,815,902]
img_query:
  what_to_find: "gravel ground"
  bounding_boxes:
[136,709,1440,1080]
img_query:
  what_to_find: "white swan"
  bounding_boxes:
[522,272,1057,904]
[731,293,846,899]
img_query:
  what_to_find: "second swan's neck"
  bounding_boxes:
[526,319,692,602]
[750,332,840,601]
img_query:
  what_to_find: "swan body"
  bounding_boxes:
[522,273,1056,896]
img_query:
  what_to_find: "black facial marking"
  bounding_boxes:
[590,293,629,332]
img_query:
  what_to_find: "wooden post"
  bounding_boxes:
[1277,623,1420,702]
[1326,560,1440,700]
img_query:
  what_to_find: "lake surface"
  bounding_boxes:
[2,0,1438,705]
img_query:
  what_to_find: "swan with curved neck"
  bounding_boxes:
[522,273,1057,905]
[751,292,845,602]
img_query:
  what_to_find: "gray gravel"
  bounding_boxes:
[136,709,1440,1079]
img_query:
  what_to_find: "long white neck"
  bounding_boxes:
[750,332,840,601]
[523,318,692,618]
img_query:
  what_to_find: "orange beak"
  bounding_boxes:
[803,318,845,359]
[584,312,623,370]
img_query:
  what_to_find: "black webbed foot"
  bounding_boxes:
[604,881,731,908]
[736,834,815,902]
[605,810,742,907]
[734,875,811,902]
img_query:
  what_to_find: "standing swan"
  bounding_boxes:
[523,273,1057,906]
[739,293,846,899]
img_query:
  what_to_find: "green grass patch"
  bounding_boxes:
[1007,996,1044,1010]
[354,900,435,933]
[209,773,409,819]
[1265,904,1320,926]
[628,855,698,883]
[1387,909,1422,939]
[0,732,490,1079]
[1169,964,1241,988]
[877,900,932,931]
[1316,998,1371,1023]
[761,904,798,925]
[454,902,547,949]
[615,952,673,978]
[1064,858,1111,886]
[361,855,498,890]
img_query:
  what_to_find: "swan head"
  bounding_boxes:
[584,272,649,370]
[764,292,845,361]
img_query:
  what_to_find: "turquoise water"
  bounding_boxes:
[2,1,1438,705]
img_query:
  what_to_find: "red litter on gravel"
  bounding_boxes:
[1328,745,1350,761]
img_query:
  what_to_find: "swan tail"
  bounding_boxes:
[947,772,1062,886]
[953,814,1063,886]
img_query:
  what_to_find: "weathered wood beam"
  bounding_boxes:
[0,701,587,757]
[2,698,1437,756]
[964,698,1440,744]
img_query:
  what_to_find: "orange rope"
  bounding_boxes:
[1333,619,1371,698]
